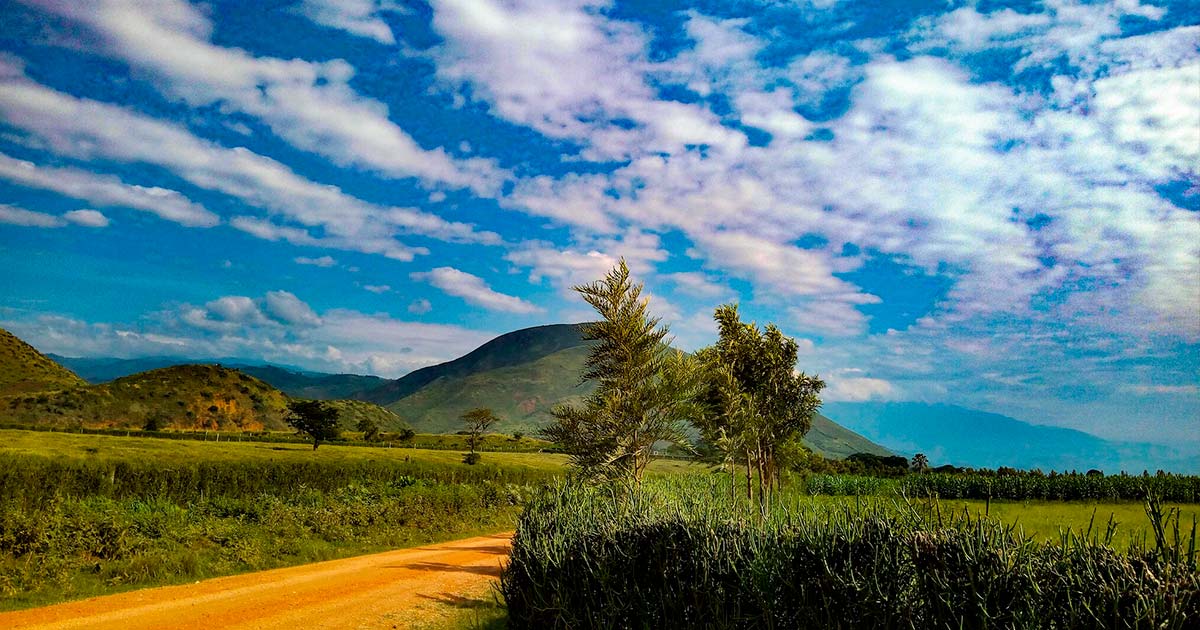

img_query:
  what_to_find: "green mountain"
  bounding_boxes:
[377,323,889,459]
[0,327,87,395]
[357,323,589,404]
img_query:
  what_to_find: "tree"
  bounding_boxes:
[356,416,381,442]
[694,304,825,509]
[911,453,930,472]
[285,400,340,450]
[462,407,500,463]
[542,260,701,483]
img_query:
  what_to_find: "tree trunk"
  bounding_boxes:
[312,440,319,451]
[746,451,753,501]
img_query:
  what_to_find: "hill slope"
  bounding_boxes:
[384,326,889,458]
[0,364,293,431]
[358,323,590,405]
[49,355,387,400]
[0,327,86,395]
[824,402,1199,473]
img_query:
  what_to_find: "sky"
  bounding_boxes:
[0,0,1196,446]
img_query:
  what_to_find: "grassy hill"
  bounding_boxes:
[382,325,889,458]
[0,364,293,431]
[358,323,590,405]
[0,327,86,395]
[321,398,409,432]
[235,365,387,400]
[388,344,594,434]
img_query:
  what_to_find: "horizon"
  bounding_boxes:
[1,0,1197,450]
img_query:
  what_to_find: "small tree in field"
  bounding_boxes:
[286,400,340,450]
[912,453,930,472]
[542,259,701,483]
[462,407,500,464]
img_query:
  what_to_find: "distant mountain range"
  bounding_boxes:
[825,402,1199,474]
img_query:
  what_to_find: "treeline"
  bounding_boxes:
[502,479,1199,629]
[802,471,1200,503]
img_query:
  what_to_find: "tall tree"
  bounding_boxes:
[542,260,700,483]
[285,400,341,450]
[462,407,500,463]
[694,304,825,508]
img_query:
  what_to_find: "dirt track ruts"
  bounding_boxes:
[0,532,513,630]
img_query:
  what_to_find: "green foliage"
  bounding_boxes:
[462,407,501,458]
[694,304,825,506]
[542,260,700,482]
[0,327,87,396]
[463,452,482,466]
[285,400,341,450]
[502,478,1199,629]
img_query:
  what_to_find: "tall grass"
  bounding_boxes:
[501,477,1199,629]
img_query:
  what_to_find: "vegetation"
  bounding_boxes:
[285,399,341,450]
[0,364,292,431]
[543,260,701,482]
[0,327,86,396]
[502,478,1199,629]
[694,303,825,507]
[462,408,501,465]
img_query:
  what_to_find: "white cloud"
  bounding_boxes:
[428,0,745,160]
[3,299,497,378]
[362,284,391,294]
[0,69,498,258]
[407,298,432,314]
[661,272,727,298]
[294,255,337,268]
[823,368,896,402]
[264,291,321,327]
[63,209,109,227]
[0,152,217,227]
[0,203,64,227]
[23,0,502,193]
[295,0,397,44]
[411,266,542,314]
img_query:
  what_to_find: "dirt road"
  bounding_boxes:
[0,533,512,630]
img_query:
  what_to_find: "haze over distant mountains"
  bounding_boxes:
[38,323,1198,473]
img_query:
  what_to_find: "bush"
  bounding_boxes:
[463,452,481,465]
[502,478,1199,629]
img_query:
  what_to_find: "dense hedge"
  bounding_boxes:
[502,479,1199,629]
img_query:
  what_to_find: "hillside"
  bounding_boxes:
[0,364,293,431]
[48,355,387,400]
[383,326,890,458]
[358,323,590,405]
[824,402,1200,473]
[321,398,410,432]
[0,327,86,395]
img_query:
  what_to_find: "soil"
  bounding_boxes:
[0,532,513,630]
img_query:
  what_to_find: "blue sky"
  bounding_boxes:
[0,0,1196,446]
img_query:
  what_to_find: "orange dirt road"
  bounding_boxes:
[0,533,512,630]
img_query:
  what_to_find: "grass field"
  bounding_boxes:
[2,429,1196,616]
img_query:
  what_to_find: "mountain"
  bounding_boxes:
[0,327,86,395]
[824,402,1200,474]
[0,364,293,431]
[357,323,589,405]
[232,365,386,400]
[375,323,889,459]
[49,355,387,400]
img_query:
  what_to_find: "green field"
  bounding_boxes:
[2,429,1196,616]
